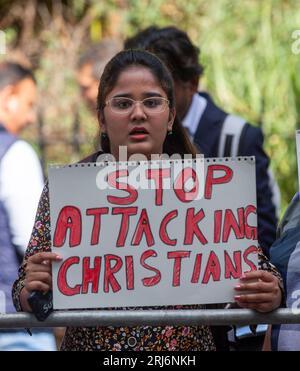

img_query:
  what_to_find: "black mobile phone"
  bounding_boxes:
[27,290,53,321]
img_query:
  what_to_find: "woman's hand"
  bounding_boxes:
[25,252,62,293]
[234,270,282,313]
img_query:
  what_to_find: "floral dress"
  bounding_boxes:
[12,176,282,351]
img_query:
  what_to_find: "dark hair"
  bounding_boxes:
[124,26,204,83]
[97,49,197,157]
[78,40,121,80]
[0,62,36,91]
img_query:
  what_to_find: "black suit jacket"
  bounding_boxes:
[193,92,277,255]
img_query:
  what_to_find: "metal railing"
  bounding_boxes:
[0,308,299,329]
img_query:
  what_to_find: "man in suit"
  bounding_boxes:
[125,26,278,257]
[0,62,56,350]
[77,40,121,113]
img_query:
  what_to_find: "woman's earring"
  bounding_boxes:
[101,132,108,139]
[167,130,173,136]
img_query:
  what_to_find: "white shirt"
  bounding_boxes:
[0,140,44,253]
[182,93,207,139]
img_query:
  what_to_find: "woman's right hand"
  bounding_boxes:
[24,252,62,293]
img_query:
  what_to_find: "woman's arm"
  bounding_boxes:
[19,252,62,312]
[234,248,284,312]
[19,287,32,312]
[12,183,61,313]
[234,270,282,312]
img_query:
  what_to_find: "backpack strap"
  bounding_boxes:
[218,114,246,157]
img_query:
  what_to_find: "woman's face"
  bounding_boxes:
[100,66,175,160]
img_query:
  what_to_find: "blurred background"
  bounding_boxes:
[1,0,300,214]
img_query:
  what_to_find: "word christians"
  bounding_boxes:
[53,165,257,248]
[52,165,258,296]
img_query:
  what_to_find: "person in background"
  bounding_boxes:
[0,62,56,350]
[267,192,300,350]
[125,26,281,351]
[76,40,121,152]
[13,50,283,351]
[125,26,279,257]
[77,39,121,114]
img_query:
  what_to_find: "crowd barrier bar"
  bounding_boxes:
[0,308,299,329]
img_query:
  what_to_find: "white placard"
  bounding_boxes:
[49,157,258,310]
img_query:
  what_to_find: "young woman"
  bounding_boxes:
[13,50,283,351]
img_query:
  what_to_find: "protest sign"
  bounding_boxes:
[49,157,258,309]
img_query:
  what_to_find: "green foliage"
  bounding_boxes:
[123,0,300,213]
[194,0,300,214]
[1,0,299,214]
[122,0,300,213]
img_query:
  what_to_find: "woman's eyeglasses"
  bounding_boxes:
[105,97,169,115]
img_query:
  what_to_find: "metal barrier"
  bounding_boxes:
[0,308,299,329]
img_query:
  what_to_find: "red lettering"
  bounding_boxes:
[159,210,178,246]
[146,168,170,206]
[244,205,257,240]
[104,254,123,293]
[202,251,221,284]
[224,251,242,279]
[222,208,244,243]
[140,250,161,287]
[184,208,208,245]
[53,206,82,248]
[112,207,138,247]
[191,253,202,283]
[214,210,222,243]
[167,251,191,287]
[82,257,101,294]
[174,167,199,202]
[243,245,258,272]
[57,256,81,296]
[86,208,109,245]
[131,209,154,247]
[125,256,134,290]
[107,170,138,205]
[205,165,233,199]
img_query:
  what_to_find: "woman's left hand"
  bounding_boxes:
[234,270,282,313]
